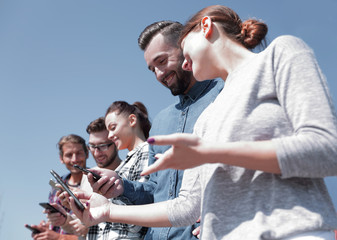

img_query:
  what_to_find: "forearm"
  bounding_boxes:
[59,235,78,240]
[123,178,155,204]
[108,201,172,227]
[205,140,280,174]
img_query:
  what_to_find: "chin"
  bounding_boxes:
[96,163,105,168]
[194,75,207,82]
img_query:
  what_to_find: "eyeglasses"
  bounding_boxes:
[87,143,113,152]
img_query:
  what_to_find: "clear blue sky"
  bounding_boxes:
[0,1,336,239]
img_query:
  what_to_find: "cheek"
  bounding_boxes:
[191,62,203,81]
[63,158,71,165]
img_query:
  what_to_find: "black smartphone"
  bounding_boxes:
[25,224,41,234]
[39,202,66,217]
[50,169,85,211]
[73,165,101,181]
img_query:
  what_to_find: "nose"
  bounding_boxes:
[71,154,79,164]
[155,67,165,81]
[182,59,191,71]
[93,147,102,156]
[108,131,114,140]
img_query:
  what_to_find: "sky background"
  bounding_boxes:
[0,0,336,239]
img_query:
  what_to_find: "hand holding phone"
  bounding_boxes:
[24,224,41,234]
[39,202,66,217]
[50,170,85,211]
[49,179,63,191]
[73,165,101,181]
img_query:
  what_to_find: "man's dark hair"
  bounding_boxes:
[86,117,106,134]
[138,20,183,50]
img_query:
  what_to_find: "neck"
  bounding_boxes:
[68,172,82,186]
[106,156,122,171]
[128,135,145,151]
[214,36,254,80]
[183,76,197,95]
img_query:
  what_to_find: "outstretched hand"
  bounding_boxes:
[141,133,207,176]
[67,191,111,227]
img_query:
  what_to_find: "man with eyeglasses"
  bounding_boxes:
[85,116,144,240]
[86,117,121,171]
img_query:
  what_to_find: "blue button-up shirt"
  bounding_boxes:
[123,79,224,240]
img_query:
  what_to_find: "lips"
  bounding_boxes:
[112,138,121,148]
[162,72,175,87]
[95,157,106,163]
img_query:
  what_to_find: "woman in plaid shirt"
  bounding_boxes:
[86,101,151,240]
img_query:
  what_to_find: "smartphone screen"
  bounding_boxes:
[39,202,66,217]
[73,165,101,181]
[50,170,85,211]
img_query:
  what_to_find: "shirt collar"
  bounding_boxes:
[178,80,213,104]
[126,141,148,159]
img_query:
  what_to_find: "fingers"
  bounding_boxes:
[50,202,67,216]
[69,219,87,235]
[98,177,117,195]
[55,186,65,198]
[192,226,201,239]
[47,213,66,226]
[196,216,201,222]
[147,133,199,146]
[90,175,122,199]
[141,156,167,176]
[58,192,71,209]
[90,175,109,192]
[69,196,84,220]
[39,220,47,227]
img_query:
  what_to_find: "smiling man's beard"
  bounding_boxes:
[169,61,193,96]
[96,144,118,168]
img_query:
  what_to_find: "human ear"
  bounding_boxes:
[129,114,137,127]
[201,16,212,38]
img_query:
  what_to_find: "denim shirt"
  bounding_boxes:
[123,79,224,240]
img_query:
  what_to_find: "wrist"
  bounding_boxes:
[107,202,116,222]
[61,213,71,227]
[120,178,125,195]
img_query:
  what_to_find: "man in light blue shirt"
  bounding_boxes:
[121,21,224,240]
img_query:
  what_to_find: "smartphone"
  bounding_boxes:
[39,202,66,217]
[50,169,85,211]
[25,224,41,234]
[73,165,101,181]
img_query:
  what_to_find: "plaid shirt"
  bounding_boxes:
[87,142,149,240]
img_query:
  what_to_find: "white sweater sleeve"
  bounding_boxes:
[167,167,201,226]
[272,36,337,178]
